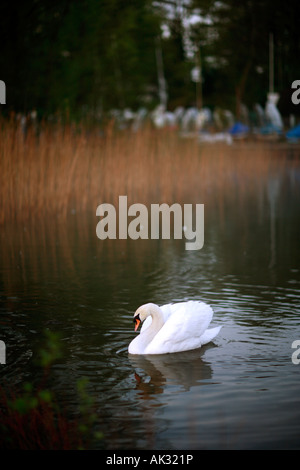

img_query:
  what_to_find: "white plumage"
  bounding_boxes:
[128,301,221,355]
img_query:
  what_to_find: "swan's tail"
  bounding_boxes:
[200,326,222,346]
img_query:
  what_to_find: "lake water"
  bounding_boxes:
[1,146,300,449]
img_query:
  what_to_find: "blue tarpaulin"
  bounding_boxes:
[286,124,300,141]
[228,122,249,136]
[259,123,282,135]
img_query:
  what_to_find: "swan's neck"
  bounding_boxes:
[147,304,164,332]
[141,304,164,345]
[129,304,165,354]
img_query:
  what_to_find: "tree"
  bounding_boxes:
[191,0,300,117]
[0,0,299,118]
[0,0,161,118]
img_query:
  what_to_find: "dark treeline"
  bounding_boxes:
[0,0,299,120]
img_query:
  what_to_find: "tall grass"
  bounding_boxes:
[0,117,299,225]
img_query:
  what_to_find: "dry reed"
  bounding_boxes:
[0,117,299,226]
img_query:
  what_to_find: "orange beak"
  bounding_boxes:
[134,318,141,332]
[134,315,141,332]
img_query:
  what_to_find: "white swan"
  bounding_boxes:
[128,301,221,355]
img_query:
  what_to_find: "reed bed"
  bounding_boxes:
[0,118,299,225]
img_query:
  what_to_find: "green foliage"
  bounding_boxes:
[76,377,104,445]
[37,330,62,369]
[191,0,300,112]
[0,0,161,117]
[10,383,38,415]
[0,330,103,449]
[0,0,299,117]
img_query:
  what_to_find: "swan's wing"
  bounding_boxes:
[199,326,222,345]
[145,301,214,354]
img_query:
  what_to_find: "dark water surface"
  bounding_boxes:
[1,151,300,449]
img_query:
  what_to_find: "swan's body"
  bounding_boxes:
[128,301,221,355]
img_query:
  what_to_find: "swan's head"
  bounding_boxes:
[133,303,159,332]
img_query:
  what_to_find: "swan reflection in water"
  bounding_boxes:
[129,344,216,398]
